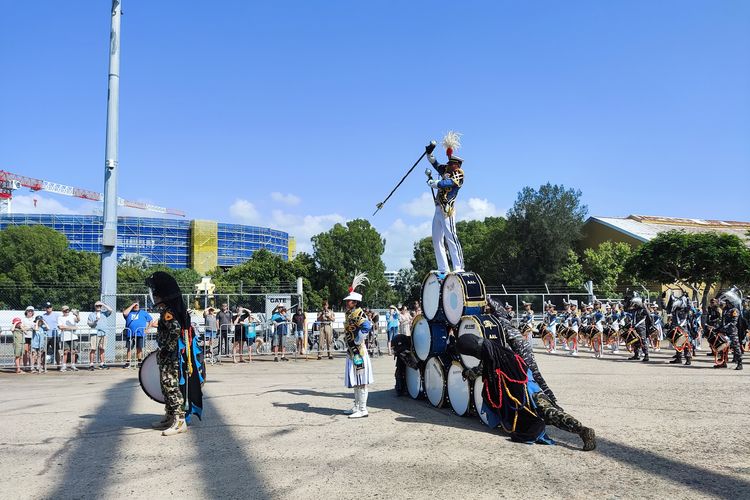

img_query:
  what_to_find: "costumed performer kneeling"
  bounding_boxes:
[146,271,204,436]
[342,273,374,419]
[456,333,596,451]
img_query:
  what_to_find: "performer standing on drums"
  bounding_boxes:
[456,334,596,451]
[146,271,204,435]
[716,288,743,370]
[426,131,465,276]
[342,273,374,418]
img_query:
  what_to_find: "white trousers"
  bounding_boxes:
[432,205,464,273]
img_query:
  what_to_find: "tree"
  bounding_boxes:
[624,230,750,305]
[503,183,588,284]
[312,219,395,308]
[393,268,420,307]
[555,249,585,288]
[581,241,634,296]
[0,225,100,309]
[410,237,434,284]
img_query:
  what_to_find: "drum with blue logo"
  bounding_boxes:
[456,314,506,369]
[442,272,487,326]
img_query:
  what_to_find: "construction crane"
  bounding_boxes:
[0,170,185,217]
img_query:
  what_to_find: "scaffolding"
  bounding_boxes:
[0,214,290,269]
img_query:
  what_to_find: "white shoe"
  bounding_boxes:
[162,418,188,436]
[570,351,578,356]
[71,365,79,371]
[344,388,360,415]
[60,365,67,372]
[550,348,557,353]
[348,410,368,419]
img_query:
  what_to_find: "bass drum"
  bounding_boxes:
[405,364,423,400]
[424,355,449,408]
[412,315,449,362]
[447,362,472,417]
[442,272,487,326]
[139,350,164,404]
[421,271,443,321]
[473,377,500,428]
[456,314,506,369]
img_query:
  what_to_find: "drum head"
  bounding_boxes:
[422,273,442,320]
[473,377,499,428]
[442,273,464,326]
[406,365,423,400]
[447,363,471,416]
[139,351,164,404]
[424,356,447,408]
[412,315,432,362]
[457,316,483,369]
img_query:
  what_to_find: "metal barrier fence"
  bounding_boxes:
[0,318,392,369]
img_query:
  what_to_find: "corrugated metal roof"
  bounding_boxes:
[587,215,750,242]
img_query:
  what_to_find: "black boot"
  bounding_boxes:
[642,354,649,362]
[628,352,640,360]
[735,360,743,371]
[684,357,691,366]
[669,353,682,364]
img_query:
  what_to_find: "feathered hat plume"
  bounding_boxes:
[344,272,369,302]
[442,131,462,158]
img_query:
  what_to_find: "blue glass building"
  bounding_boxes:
[0,214,290,269]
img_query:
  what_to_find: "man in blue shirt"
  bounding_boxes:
[122,302,155,368]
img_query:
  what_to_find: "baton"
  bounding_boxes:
[373,141,436,216]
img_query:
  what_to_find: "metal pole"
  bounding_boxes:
[101,0,121,363]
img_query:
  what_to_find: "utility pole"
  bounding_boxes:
[101,0,122,359]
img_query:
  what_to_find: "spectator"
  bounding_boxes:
[399,306,413,336]
[232,306,250,363]
[203,307,218,362]
[386,305,400,355]
[12,317,24,374]
[370,308,380,344]
[317,300,335,360]
[243,309,262,362]
[21,306,36,369]
[292,307,306,358]
[122,302,155,368]
[215,303,234,356]
[41,302,61,366]
[87,301,113,370]
[58,306,80,372]
[31,314,47,373]
[413,301,422,317]
[271,305,290,362]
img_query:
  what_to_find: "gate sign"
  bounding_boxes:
[265,294,292,319]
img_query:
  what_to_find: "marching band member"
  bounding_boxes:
[649,302,664,352]
[543,302,559,353]
[342,273,374,418]
[591,301,605,358]
[519,301,535,344]
[426,131,465,276]
[566,301,580,356]
[664,292,692,366]
[625,292,651,362]
[146,271,204,436]
[716,287,742,370]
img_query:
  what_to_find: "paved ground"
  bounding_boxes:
[1,346,748,500]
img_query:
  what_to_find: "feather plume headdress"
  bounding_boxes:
[344,272,369,302]
[442,131,462,158]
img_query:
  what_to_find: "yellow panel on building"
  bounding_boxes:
[191,220,218,274]
[288,236,296,260]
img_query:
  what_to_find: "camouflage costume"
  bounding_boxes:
[157,309,185,418]
[533,393,583,434]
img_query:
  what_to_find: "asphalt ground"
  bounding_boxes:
[1,345,748,500]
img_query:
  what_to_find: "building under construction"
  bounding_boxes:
[0,214,292,273]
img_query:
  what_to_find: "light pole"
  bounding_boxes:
[101,0,121,361]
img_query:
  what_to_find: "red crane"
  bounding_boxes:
[0,170,185,217]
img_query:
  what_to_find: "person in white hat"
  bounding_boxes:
[342,273,374,419]
[87,300,113,369]
[426,131,465,276]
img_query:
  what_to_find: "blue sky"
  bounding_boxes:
[1,1,748,269]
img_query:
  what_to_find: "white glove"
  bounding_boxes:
[427,179,439,188]
[427,154,437,165]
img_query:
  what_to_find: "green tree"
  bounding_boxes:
[410,237,434,284]
[0,225,99,309]
[312,219,394,308]
[503,183,588,284]
[582,241,634,296]
[393,267,420,307]
[624,230,750,304]
[555,249,585,288]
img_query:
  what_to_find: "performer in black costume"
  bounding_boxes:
[145,271,204,435]
[625,292,651,362]
[716,287,743,370]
